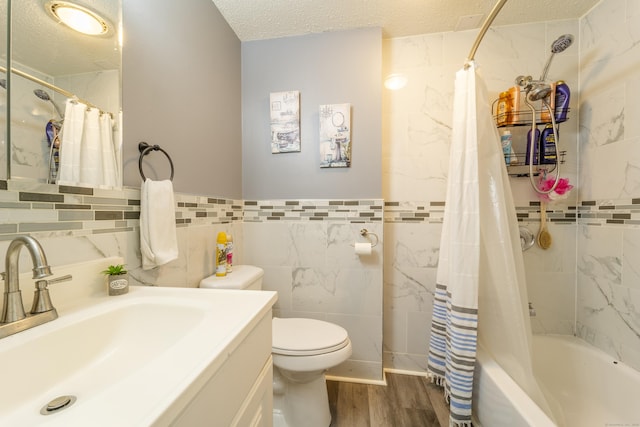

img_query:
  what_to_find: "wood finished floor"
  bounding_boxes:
[327,373,450,427]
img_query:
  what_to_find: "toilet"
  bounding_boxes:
[200,265,352,427]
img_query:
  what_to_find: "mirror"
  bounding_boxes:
[0,1,6,180]
[3,0,121,186]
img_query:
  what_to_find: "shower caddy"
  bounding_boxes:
[492,99,568,177]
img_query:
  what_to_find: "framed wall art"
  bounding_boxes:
[319,103,351,168]
[270,91,300,153]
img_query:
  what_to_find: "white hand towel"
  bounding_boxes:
[140,178,179,270]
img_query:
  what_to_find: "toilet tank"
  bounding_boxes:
[199,265,264,290]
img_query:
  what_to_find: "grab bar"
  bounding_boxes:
[138,142,175,181]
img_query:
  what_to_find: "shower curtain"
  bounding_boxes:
[58,99,118,188]
[427,62,560,426]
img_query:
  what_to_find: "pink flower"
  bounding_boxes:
[538,177,573,202]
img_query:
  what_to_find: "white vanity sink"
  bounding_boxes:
[0,285,277,426]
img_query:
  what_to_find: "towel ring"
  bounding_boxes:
[138,142,174,181]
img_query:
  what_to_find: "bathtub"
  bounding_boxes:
[472,334,640,427]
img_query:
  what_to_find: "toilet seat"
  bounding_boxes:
[272,317,349,356]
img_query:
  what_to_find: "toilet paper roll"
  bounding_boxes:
[355,242,372,255]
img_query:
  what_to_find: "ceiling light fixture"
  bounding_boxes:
[46,1,110,36]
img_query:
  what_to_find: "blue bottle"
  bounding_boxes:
[526,127,540,165]
[554,81,570,122]
[540,124,557,164]
[501,130,513,165]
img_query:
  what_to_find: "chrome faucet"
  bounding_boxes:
[0,236,71,339]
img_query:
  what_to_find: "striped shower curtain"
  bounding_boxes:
[427,62,560,426]
[427,61,482,427]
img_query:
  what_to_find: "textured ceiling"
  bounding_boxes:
[1,0,600,78]
[0,0,120,77]
[210,0,600,42]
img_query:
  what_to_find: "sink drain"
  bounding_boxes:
[40,395,77,415]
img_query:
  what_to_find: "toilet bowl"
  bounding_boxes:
[199,265,352,427]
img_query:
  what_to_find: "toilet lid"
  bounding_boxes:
[272,317,349,356]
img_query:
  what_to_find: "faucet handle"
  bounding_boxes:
[35,274,72,289]
[31,274,72,314]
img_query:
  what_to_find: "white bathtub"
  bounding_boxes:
[472,334,640,427]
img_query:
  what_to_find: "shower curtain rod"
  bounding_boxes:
[0,65,102,112]
[466,0,509,66]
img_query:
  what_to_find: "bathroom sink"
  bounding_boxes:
[0,285,276,426]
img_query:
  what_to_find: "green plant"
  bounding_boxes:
[101,264,128,276]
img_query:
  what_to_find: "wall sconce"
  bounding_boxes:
[384,73,408,90]
[45,1,111,36]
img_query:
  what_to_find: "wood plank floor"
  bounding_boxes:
[327,373,450,427]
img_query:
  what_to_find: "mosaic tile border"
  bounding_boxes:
[1,178,639,242]
[384,201,445,223]
[0,181,240,241]
[384,199,640,226]
[575,199,640,226]
[243,199,384,222]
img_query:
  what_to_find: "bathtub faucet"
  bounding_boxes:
[0,236,71,339]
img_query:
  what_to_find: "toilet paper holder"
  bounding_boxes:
[351,228,379,248]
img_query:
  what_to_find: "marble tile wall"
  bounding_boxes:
[576,0,640,372]
[8,63,119,183]
[382,19,580,373]
[0,180,242,290]
[381,0,640,375]
[10,63,56,182]
[0,184,386,382]
[243,199,385,381]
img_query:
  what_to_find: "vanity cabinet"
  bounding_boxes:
[169,310,274,427]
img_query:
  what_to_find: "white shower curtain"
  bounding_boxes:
[58,100,118,188]
[80,107,102,186]
[427,62,561,426]
[57,100,85,185]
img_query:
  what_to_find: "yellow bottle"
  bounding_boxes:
[216,232,227,277]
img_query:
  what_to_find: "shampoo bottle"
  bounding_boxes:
[539,82,556,123]
[497,91,510,126]
[507,86,521,124]
[540,124,557,164]
[526,127,540,165]
[501,130,513,165]
[225,233,233,273]
[554,81,570,122]
[215,232,227,277]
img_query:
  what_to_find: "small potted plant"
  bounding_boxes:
[102,264,129,296]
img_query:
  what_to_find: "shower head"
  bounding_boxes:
[527,82,552,101]
[515,75,552,102]
[34,89,64,119]
[34,89,52,101]
[551,34,574,54]
[540,34,574,81]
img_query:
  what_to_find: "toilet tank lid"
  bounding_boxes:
[199,265,264,289]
